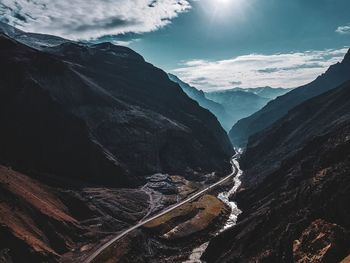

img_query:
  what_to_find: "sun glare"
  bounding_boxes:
[207,0,245,19]
[213,0,243,10]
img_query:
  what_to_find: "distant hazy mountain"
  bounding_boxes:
[229,48,350,147]
[0,21,70,49]
[168,73,232,131]
[230,86,293,99]
[168,74,276,131]
[206,89,270,129]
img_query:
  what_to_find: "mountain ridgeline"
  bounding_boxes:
[0,33,233,187]
[168,74,289,131]
[229,49,350,147]
[204,77,350,263]
[0,21,70,50]
[0,25,236,262]
[205,89,270,128]
[168,73,232,130]
[1,20,350,263]
[227,86,293,100]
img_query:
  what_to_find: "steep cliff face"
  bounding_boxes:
[229,49,350,147]
[0,34,233,187]
[204,81,350,262]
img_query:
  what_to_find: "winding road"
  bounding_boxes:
[84,156,239,263]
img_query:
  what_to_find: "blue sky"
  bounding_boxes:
[1,0,350,90]
[130,0,350,68]
[129,0,350,90]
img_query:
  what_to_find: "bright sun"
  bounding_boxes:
[206,0,245,18]
[216,0,241,8]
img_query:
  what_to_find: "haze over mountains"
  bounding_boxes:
[168,73,232,130]
[227,86,294,100]
[168,74,290,131]
[205,89,270,129]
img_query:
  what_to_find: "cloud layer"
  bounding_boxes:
[0,0,191,39]
[336,24,350,34]
[172,49,348,91]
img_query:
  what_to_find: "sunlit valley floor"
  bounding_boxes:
[1,21,350,263]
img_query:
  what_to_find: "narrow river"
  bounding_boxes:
[184,150,243,263]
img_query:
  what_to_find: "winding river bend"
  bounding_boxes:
[184,150,243,263]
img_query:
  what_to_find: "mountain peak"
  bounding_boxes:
[229,48,350,147]
[91,42,145,61]
[343,48,350,62]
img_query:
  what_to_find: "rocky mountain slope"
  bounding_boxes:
[0,164,152,263]
[0,33,233,187]
[203,80,350,262]
[229,49,350,147]
[0,30,234,262]
[168,73,232,130]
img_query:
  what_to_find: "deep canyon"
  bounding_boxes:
[1,21,350,263]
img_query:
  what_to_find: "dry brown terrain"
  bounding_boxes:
[0,166,151,262]
[144,194,227,240]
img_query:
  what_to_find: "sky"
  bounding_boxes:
[1,0,350,90]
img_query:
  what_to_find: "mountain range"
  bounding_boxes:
[204,78,350,262]
[217,86,293,100]
[0,33,233,187]
[168,75,290,131]
[168,73,232,130]
[0,24,233,262]
[229,49,350,147]
[205,89,270,129]
[1,21,350,263]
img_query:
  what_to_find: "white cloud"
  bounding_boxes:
[0,0,191,40]
[171,48,349,91]
[112,38,140,46]
[336,24,350,34]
